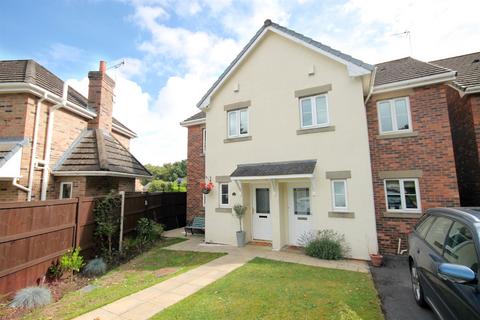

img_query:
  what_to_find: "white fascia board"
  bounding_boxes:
[0,82,96,119]
[230,174,314,181]
[198,27,371,109]
[372,71,457,94]
[53,171,152,178]
[180,118,206,127]
[112,123,137,138]
[465,85,480,94]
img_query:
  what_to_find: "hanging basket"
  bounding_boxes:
[201,188,211,194]
[200,181,214,194]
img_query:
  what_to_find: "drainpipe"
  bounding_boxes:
[27,95,46,201]
[40,84,67,200]
[364,67,377,105]
[12,177,29,193]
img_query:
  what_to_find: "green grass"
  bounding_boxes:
[152,258,383,320]
[23,238,225,320]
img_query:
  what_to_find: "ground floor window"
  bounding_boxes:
[293,188,310,215]
[60,182,73,199]
[331,180,348,211]
[219,183,229,207]
[384,179,420,211]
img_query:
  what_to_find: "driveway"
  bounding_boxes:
[371,255,436,320]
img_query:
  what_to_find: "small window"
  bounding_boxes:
[60,182,73,199]
[384,179,421,212]
[202,128,206,155]
[424,217,453,254]
[331,180,348,211]
[299,94,329,128]
[227,109,248,138]
[444,221,479,272]
[377,97,412,134]
[219,183,229,207]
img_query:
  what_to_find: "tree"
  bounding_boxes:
[142,160,187,185]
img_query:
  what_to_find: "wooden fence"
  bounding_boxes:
[0,192,186,295]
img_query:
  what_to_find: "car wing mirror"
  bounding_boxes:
[438,263,476,284]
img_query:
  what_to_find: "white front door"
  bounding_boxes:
[289,185,313,246]
[252,186,272,241]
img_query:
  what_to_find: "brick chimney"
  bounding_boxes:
[88,60,115,132]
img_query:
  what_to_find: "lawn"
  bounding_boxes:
[23,238,225,320]
[152,257,384,320]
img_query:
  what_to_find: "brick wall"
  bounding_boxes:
[367,85,460,254]
[112,131,130,149]
[446,88,480,205]
[186,124,205,221]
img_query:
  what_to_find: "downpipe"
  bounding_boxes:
[27,95,46,201]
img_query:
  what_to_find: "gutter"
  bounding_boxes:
[364,67,377,104]
[0,82,96,119]
[112,123,137,138]
[372,71,457,94]
[52,170,152,179]
[12,177,29,193]
[180,118,206,127]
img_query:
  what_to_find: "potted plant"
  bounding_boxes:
[369,253,383,267]
[233,204,247,247]
[200,181,214,194]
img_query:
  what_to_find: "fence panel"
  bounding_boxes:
[0,192,186,295]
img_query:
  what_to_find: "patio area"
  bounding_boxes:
[74,228,369,320]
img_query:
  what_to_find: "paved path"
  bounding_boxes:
[75,229,368,320]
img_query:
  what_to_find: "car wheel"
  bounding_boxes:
[410,262,427,308]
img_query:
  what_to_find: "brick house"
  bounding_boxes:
[367,57,460,254]
[432,52,480,206]
[0,60,151,202]
[180,111,206,222]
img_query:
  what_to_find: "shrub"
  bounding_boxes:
[233,204,247,232]
[83,258,107,277]
[46,260,63,281]
[10,287,52,309]
[60,248,85,274]
[94,192,121,258]
[136,218,163,248]
[303,230,350,260]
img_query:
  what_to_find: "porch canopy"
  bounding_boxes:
[230,159,316,181]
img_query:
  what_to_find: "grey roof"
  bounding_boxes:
[431,52,480,90]
[374,57,454,87]
[54,129,151,177]
[197,19,373,108]
[0,59,135,136]
[230,160,316,177]
[0,137,29,168]
[182,111,206,123]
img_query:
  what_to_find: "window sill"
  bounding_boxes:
[215,207,232,213]
[297,125,335,135]
[383,211,422,218]
[377,131,418,139]
[224,136,252,143]
[328,211,355,219]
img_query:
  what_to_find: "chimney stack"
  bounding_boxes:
[87,60,115,132]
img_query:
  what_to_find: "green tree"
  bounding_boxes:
[142,160,187,185]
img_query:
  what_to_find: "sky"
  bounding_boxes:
[1,0,479,165]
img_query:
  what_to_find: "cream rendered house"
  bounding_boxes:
[198,20,378,260]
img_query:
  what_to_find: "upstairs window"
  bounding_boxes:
[377,97,412,134]
[228,109,248,138]
[299,94,329,128]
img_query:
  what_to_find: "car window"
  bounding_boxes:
[444,222,479,273]
[424,217,453,254]
[416,216,436,239]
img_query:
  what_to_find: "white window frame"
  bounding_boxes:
[59,182,73,199]
[299,93,330,129]
[376,97,413,135]
[227,108,249,138]
[331,179,348,211]
[384,178,421,212]
[219,183,230,207]
[202,128,206,155]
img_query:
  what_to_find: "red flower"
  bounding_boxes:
[200,181,214,191]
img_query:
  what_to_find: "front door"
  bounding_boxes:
[289,185,313,246]
[252,187,272,241]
